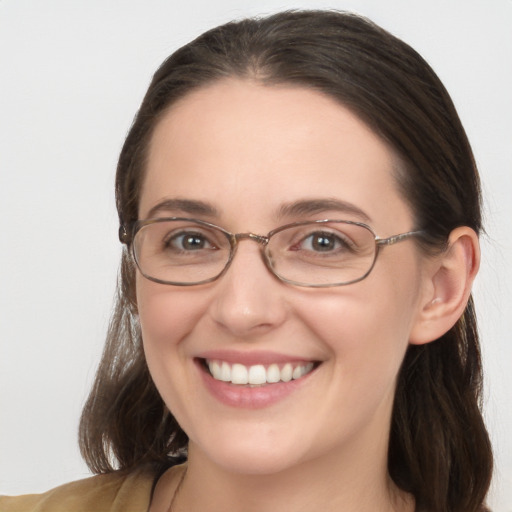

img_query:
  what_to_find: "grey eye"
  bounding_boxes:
[297,231,350,252]
[307,232,340,251]
[166,232,215,251]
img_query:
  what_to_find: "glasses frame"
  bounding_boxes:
[119,217,425,288]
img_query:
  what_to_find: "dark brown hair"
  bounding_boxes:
[79,10,493,512]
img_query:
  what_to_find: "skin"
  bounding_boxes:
[136,79,463,512]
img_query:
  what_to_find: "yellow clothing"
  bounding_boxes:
[0,467,156,512]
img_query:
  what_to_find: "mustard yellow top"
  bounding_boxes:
[0,464,185,512]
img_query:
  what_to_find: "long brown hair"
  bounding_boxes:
[79,10,493,511]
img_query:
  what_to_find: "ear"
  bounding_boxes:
[409,227,480,345]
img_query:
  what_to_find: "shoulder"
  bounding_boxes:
[0,468,155,512]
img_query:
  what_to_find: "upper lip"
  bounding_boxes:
[196,349,319,366]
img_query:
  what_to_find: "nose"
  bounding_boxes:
[208,240,288,338]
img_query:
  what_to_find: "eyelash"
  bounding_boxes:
[164,231,217,251]
[290,231,355,253]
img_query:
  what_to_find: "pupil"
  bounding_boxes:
[313,234,333,251]
[183,235,204,250]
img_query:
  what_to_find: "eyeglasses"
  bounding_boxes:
[119,218,424,288]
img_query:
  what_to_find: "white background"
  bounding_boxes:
[0,0,511,509]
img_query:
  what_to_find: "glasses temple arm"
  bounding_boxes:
[376,230,425,246]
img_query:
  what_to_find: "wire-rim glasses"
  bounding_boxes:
[119,218,424,288]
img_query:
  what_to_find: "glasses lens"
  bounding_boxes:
[133,220,231,284]
[267,221,376,286]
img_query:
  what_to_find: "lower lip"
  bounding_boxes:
[197,360,316,409]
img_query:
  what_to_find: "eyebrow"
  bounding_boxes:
[145,197,371,223]
[277,198,371,223]
[146,198,219,219]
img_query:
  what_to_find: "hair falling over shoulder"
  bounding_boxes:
[79,10,492,512]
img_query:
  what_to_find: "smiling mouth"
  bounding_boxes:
[201,359,318,386]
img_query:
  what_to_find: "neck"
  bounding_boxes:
[171,440,414,512]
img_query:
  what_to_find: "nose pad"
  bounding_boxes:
[208,241,287,338]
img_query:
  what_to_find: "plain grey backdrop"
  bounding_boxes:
[1,0,511,509]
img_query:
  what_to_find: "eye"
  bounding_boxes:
[165,231,217,251]
[305,232,340,252]
[295,231,352,253]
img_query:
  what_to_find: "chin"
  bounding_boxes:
[211,450,303,476]
[189,432,307,476]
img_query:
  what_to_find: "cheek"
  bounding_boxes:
[135,279,210,423]
[297,258,421,377]
[136,278,208,356]
[302,295,410,365]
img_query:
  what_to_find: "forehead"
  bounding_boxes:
[141,79,411,232]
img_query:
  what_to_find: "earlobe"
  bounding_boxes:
[409,227,480,345]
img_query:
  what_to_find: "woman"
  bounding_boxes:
[1,9,493,512]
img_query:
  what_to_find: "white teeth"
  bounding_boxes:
[281,363,293,382]
[231,364,248,385]
[206,359,315,385]
[292,365,303,380]
[211,360,221,379]
[248,365,266,385]
[267,364,281,383]
[220,361,231,382]
[304,362,314,375]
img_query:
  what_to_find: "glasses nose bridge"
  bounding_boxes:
[232,232,269,247]
[223,231,273,280]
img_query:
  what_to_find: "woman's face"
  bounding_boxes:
[136,79,429,475]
